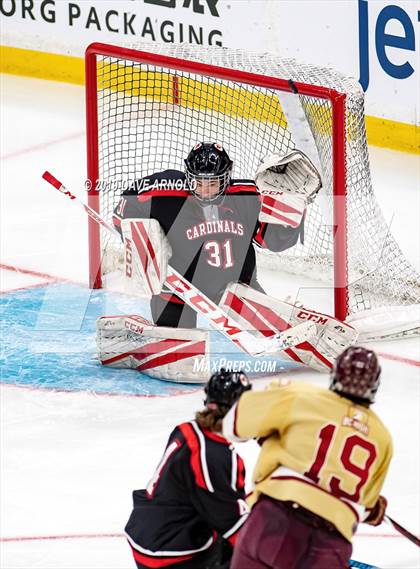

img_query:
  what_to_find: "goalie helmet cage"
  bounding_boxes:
[85,42,419,323]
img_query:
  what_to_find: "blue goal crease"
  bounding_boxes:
[0,283,299,395]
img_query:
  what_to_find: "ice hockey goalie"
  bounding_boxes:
[97,145,356,379]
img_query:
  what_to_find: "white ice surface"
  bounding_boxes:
[0,266,49,293]
[1,74,419,569]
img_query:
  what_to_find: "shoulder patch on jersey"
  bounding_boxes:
[137,189,189,202]
[227,180,259,195]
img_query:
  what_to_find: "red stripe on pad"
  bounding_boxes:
[137,341,206,371]
[137,220,161,280]
[246,298,305,363]
[130,223,153,293]
[261,205,299,227]
[296,340,333,369]
[249,299,288,331]
[101,338,188,366]
[263,194,302,215]
[224,291,275,338]
[246,299,332,368]
[225,292,305,364]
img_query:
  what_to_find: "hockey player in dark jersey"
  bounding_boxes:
[104,143,358,376]
[125,368,252,569]
[113,142,311,328]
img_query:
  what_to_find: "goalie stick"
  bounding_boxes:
[42,171,316,357]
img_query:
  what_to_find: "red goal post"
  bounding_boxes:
[85,42,419,325]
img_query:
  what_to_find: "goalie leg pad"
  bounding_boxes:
[121,218,172,298]
[96,315,209,383]
[220,283,358,372]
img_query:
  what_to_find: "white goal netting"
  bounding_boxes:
[88,43,419,325]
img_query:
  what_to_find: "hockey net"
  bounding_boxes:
[85,42,419,331]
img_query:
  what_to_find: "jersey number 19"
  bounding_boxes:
[304,423,377,502]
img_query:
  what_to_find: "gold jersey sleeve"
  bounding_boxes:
[223,381,393,542]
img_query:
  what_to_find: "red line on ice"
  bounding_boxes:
[0,531,406,543]
[0,382,199,399]
[377,352,420,367]
[0,132,84,160]
[0,263,64,283]
[0,282,57,294]
[0,533,124,542]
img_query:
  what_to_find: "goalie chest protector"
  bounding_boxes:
[113,170,302,300]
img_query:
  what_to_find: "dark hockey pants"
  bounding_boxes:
[230,495,353,569]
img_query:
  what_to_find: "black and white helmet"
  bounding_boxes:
[185,142,233,202]
[204,368,251,410]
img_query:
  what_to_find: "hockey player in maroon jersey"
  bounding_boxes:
[125,368,251,569]
[223,347,393,569]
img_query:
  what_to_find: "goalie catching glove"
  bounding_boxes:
[121,218,171,298]
[255,149,322,228]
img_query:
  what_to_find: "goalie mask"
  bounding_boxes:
[185,142,233,203]
[330,346,381,404]
[204,368,251,410]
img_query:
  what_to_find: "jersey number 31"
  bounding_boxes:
[204,239,234,269]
